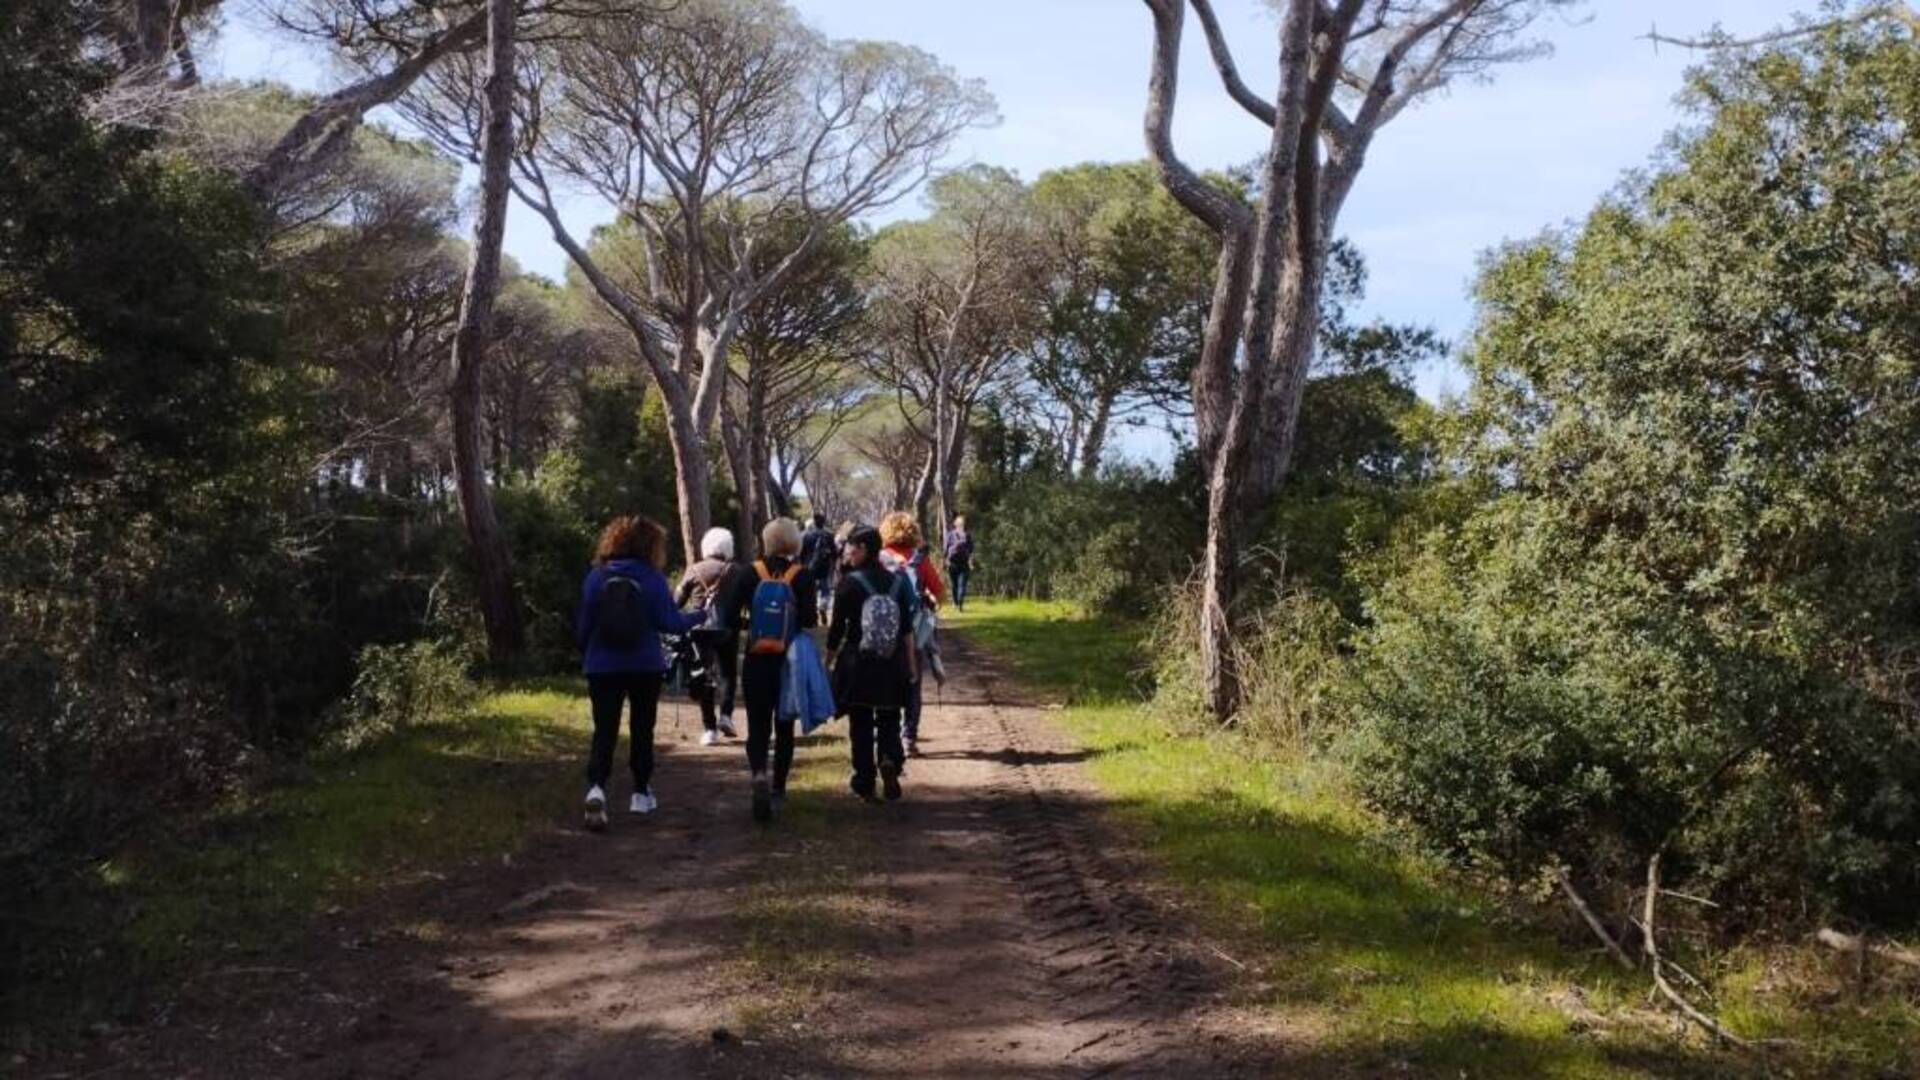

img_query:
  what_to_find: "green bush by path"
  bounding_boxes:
[1346,22,1920,930]
[954,598,1920,1077]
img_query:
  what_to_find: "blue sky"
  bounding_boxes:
[209,0,1816,405]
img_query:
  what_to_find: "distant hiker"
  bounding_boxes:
[577,514,704,830]
[711,517,818,823]
[675,526,753,746]
[827,526,915,802]
[879,511,944,757]
[944,515,975,612]
[799,512,838,614]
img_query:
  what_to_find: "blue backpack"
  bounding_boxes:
[747,560,803,656]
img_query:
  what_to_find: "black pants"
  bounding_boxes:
[904,672,925,741]
[742,656,794,791]
[694,636,738,731]
[848,706,903,795]
[587,671,664,791]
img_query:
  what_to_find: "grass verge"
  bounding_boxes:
[950,597,1920,1078]
[9,685,586,1048]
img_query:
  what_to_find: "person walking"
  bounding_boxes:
[827,526,914,802]
[799,513,838,616]
[943,515,975,612]
[576,514,705,830]
[711,518,819,823]
[675,527,753,745]
[879,511,943,758]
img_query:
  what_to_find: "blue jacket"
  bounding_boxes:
[576,558,702,675]
[780,633,836,734]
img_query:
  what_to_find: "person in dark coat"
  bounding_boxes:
[709,517,817,823]
[826,526,916,802]
[943,515,975,611]
[576,514,704,829]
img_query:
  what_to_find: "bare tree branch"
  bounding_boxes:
[1643,3,1917,51]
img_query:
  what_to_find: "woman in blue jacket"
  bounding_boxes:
[576,514,703,830]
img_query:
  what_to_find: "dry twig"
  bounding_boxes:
[1555,867,1634,971]
[1642,855,1749,1048]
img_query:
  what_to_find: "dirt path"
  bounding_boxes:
[55,637,1276,1078]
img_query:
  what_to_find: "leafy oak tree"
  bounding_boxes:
[1351,18,1920,936]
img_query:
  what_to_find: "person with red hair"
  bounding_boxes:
[878,511,942,757]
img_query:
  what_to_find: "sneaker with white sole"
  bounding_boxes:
[717,714,739,738]
[584,785,608,831]
[700,729,721,747]
[629,788,657,814]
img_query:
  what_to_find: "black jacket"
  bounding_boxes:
[827,564,913,709]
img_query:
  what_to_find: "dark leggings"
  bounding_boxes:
[904,673,924,741]
[586,671,664,790]
[847,705,904,795]
[745,698,796,792]
[695,637,739,731]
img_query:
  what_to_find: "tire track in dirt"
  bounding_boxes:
[953,638,1241,1079]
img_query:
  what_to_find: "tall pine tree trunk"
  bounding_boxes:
[719,400,756,556]
[448,0,522,665]
[938,409,969,535]
[912,449,936,523]
[660,400,714,567]
[746,359,774,523]
[1190,229,1252,719]
[1078,394,1113,480]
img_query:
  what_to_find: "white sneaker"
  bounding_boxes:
[629,788,657,814]
[584,785,608,831]
[717,714,739,738]
[700,729,721,747]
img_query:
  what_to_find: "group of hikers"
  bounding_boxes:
[574,508,978,830]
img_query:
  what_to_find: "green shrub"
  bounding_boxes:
[970,465,1200,617]
[329,638,480,753]
[1340,23,1920,927]
[1344,509,1920,925]
[1150,576,1352,752]
[494,479,596,671]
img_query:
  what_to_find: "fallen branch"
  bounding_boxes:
[1643,854,1750,1048]
[1555,867,1635,970]
[1816,928,1920,971]
[1205,942,1248,971]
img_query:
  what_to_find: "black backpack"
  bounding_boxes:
[595,573,648,648]
[801,528,836,579]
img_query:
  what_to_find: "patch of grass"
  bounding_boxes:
[23,686,586,1036]
[954,597,1920,1078]
[945,597,1146,704]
